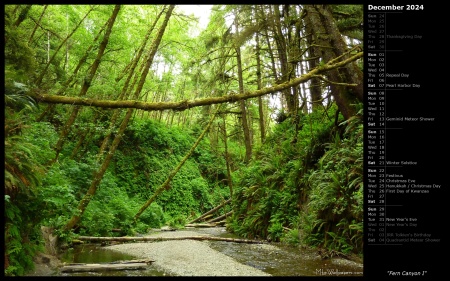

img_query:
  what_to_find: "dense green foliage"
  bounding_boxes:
[4,113,232,276]
[228,104,363,256]
[115,119,229,220]
[304,107,363,255]
[4,97,48,276]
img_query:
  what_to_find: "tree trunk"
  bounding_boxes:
[303,9,325,112]
[97,7,166,161]
[60,259,154,273]
[63,5,175,232]
[206,210,233,223]
[28,5,47,44]
[185,223,221,228]
[76,235,266,244]
[188,199,231,224]
[51,5,121,164]
[70,127,90,159]
[222,118,234,198]
[303,5,363,119]
[234,9,252,163]
[254,17,266,144]
[30,51,362,112]
[14,5,32,27]
[36,20,107,123]
[133,103,222,222]
[35,6,94,86]
[271,5,296,114]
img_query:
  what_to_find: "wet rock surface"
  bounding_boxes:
[24,252,62,276]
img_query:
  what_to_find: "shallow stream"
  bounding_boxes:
[58,227,363,277]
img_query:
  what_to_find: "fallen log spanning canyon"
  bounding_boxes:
[75,235,266,244]
[28,51,362,112]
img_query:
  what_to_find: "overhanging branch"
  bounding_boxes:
[29,52,362,112]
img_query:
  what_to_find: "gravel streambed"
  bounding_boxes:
[106,229,272,276]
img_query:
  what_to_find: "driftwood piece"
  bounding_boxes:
[201,214,214,220]
[71,239,85,245]
[185,223,218,228]
[60,259,154,273]
[215,220,226,226]
[75,235,266,244]
[205,210,233,223]
[188,199,231,224]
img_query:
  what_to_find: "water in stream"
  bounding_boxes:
[58,227,363,277]
[59,245,166,276]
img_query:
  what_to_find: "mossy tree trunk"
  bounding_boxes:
[34,6,95,86]
[97,6,167,161]
[254,8,266,144]
[221,116,233,198]
[51,5,121,164]
[303,5,363,120]
[63,5,175,232]
[30,51,362,112]
[234,8,252,163]
[133,104,222,222]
